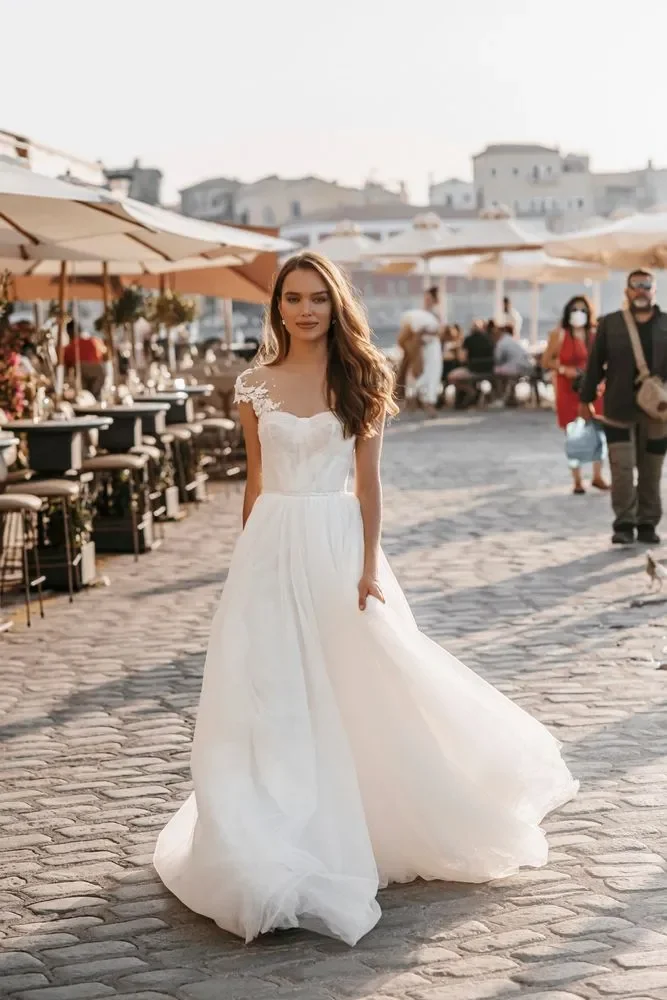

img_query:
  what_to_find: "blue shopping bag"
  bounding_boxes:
[565,418,607,468]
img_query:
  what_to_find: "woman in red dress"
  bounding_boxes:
[543,295,608,495]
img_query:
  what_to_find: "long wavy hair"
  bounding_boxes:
[259,252,398,438]
[560,294,596,344]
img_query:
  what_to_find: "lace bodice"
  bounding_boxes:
[234,367,355,495]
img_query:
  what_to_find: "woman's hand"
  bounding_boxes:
[358,573,385,611]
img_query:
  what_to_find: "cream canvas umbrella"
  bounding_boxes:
[311,221,379,265]
[365,212,454,264]
[423,209,545,322]
[544,210,667,270]
[363,213,457,321]
[470,251,609,343]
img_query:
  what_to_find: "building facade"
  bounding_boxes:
[104,159,163,205]
[428,177,475,210]
[179,174,406,227]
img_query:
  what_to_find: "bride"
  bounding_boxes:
[153,252,578,947]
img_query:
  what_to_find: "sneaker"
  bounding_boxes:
[612,528,635,545]
[637,526,661,545]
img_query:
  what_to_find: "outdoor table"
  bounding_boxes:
[173,384,214,398]
[0,417,113,475]
[137,392,194,426]
[74,403,169,452]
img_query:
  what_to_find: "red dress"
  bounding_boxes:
[555,330,603,430]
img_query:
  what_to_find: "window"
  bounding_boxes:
[262,206,276,225]
[238,210,250,225]
[291,200,301,218]
[445,194,453,207]
[577,198,584,208]
[513,168,519,176]
[491,168,497,177]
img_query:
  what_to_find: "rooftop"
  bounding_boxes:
[473,143,559,159]
[287,203,480,225]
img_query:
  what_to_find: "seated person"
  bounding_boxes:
[493,325,533,377]
[447,320,495,407]
[492,325,534,404]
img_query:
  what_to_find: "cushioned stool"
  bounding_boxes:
[82,453,151,560]
[0,493,45,626]
[5,479,81,602]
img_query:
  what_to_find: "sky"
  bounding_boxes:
[4,0,667,205]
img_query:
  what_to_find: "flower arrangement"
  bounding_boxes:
[0,270,26,418]
[94,285,147,332]
[145,290,197,328]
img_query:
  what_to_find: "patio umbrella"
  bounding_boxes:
[311,221,379,265]
[470,251,610,343]
[423,209,545,322]
[545,210,667,270]
[365,212,454,265]
[544,210,667,271]
[362,213,457,321]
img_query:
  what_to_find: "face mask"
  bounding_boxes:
[569,309,588,328]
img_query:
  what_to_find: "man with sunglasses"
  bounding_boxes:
[579,268,667,545]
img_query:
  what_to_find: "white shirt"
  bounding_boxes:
[502,307,523,336]
[494,333,531,369]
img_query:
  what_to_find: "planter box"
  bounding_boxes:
[28,540,96,592]
[141,411,167,437]
[29,432,83,474]
[165,398,194,425]
[93,511,154,555]
[98,417,142,453]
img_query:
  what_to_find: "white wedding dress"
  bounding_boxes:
[153,368,578,947]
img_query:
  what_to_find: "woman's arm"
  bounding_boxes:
[238,402,262,526]
[354,421,386,610]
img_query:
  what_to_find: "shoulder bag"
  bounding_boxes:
[623,309,667,421]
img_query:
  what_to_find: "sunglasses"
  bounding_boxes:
[628,277,655,291]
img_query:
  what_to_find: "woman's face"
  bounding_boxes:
[280,268,333,344]
[569,300,589,326]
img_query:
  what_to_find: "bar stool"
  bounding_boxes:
[0,494,45,626]
[198,416,241,481]
[130,442,167,541]
[168,422,207,504]
[82,453,151,560]
[4,479,81,602]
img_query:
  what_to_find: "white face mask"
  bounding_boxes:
[569,309,588,328]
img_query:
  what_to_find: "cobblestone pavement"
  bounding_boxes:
[1,409,667,1000]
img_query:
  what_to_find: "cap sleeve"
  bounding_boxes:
[233,368,280,417]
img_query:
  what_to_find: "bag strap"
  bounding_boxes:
[623,309,651,383]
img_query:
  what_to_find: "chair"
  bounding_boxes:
[0,494,45,626]
[198,416,242,481]
[82,453,151,560]
[4,479,81,602]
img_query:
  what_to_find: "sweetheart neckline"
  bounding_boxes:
[261,410,336,422]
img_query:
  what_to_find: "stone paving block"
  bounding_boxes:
[2,412,667,1000]
[14,985,115,1000]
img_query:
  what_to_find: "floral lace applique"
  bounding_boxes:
[234,369,281,418]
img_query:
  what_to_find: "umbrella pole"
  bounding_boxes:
[54,261,67,400]
[592,280,602,318]
[494,272,505,327]
[530,282,540,346]
[438,276,448,324]
[223,299,234,350]
[72,297,82,395]
[102,263,117,392]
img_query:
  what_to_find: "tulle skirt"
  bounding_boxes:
[154,491,578,945]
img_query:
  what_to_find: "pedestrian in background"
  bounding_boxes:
[542,295,608,494]
[579,269,667,545]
